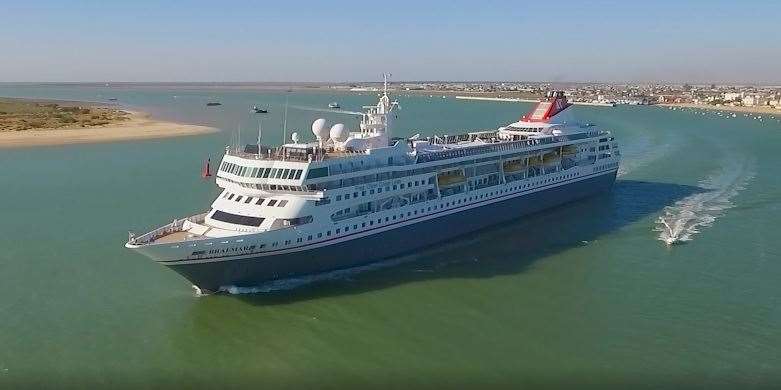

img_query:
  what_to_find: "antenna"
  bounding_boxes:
[283,94,289,144]
[237,124,241,149]
[382,73,392,96]
[257,120,262,146]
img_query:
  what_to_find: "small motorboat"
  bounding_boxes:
[252,105,268,114]
[206,102,222,106]
[328,102,340,109]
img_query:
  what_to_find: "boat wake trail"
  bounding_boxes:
[217,256,415,295]
[654,158,755,246]
[289,105,364,116]
[617,135,673,177]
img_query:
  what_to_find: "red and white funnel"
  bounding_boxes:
[521,91,572,122]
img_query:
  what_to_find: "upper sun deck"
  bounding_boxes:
[224,143,370,163]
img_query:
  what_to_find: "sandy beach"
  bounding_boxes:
[0,110,217,149]
[658,102,781,116]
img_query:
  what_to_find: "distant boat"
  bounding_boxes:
[107,98,118,101]
[252,105,268,114]
[201,157,212,178]
[328,102,340,109]
[206,102,222,107]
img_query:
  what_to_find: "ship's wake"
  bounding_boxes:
[654,159,754,246]
[617,135,674,177]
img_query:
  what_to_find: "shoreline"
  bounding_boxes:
[0,109,217,149]
[658,102,781,116]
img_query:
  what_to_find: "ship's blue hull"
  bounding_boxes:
[167,171,617,292]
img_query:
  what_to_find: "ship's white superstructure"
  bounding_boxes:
[126,81,620,293]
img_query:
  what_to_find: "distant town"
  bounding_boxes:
[332,82,781,113]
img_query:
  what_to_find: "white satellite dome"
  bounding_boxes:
[291,132,300,144]
[330,123,348,142]
[311,118,329,140]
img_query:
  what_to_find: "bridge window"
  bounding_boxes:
[211,210,264,227]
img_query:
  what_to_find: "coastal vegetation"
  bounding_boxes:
[0,98,130,132]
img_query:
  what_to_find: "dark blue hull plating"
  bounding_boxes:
[167,171,617,292]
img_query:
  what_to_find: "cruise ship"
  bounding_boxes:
[126,80,620,293]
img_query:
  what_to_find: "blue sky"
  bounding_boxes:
[1,0,779,83]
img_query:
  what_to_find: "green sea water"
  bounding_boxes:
[0,84,780,389]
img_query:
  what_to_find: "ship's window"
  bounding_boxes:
[297,238,302,243]
[294,170,302,180]
[285,240,290,245]
[267,199,278,206]
[393,215,396,220]
[345,194,350,200]
[318,233,323,238]
[308,235,312,240]
[210,210,264,227]
[393,185,397,190]
[326,231,331,236]
[277,200,288,207]
[235,196,243,202]
[336,195,342,201]
[354,192,358,198]
[378,188,383,193]
[344,226,349,232]
[362,191,366,196]
[282,169,291,179]
[370,189,375,194]
[369,221,373,226]
[362,223,366,227]
[336,228,340,234]
[259,244,266,248]
[306,167,328,179]
[255,198,265,205]
[353,225,357,229]
[275,169,284,179]
[262,168,271,178]
[228,194,235,200]
[244,197,253,204]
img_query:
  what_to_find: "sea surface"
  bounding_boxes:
[0,84,779,389]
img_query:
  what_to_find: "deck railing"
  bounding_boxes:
[128,212,208,245]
